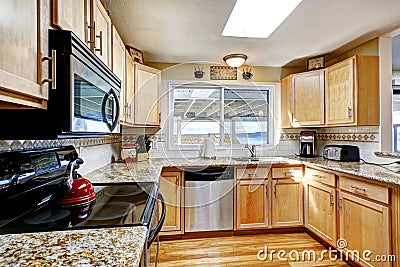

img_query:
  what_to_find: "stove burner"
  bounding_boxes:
[104,185,144,197]
[88,202,136,221]
[24,209,70,225]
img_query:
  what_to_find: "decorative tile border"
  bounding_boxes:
[280,132,379,142]
[0,135,122,152]
[317,132,379,142]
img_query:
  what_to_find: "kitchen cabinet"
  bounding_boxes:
[291,70,325,126]
[304,167,337,245]
[306,181,337,246]
[236,180,269,230]
[271,179,303,227]
[271,166,303,227]
[111,26,127,125]
[338,191,390,267]
[280,70,324,128]
[122,50,135,125]
[88,0,111,68]
[160,170,183,235]
[52,0,87,44]
[0,0,48,109]
[134,63,161,127]
[325,55,379,126]
[280,75,292,128]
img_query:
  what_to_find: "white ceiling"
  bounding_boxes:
[104,0,400,67]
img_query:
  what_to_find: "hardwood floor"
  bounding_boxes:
[151,232,351,267]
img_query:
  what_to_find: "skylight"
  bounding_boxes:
[222,0,303,39]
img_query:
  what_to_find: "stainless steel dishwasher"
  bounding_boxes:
[184,167,234,232]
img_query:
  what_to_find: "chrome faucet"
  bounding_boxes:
[245,144,257,158]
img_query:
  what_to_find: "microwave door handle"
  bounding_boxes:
[101,88,120,131]
[147,193,166,249]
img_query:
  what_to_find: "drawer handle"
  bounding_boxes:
[247,173,256,177]
[350,185,366,192]
[312,174,322,179]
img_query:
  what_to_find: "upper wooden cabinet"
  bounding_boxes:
[88,0,112,68]
[280,55,379,128]
[52,0,88,44]
[281,70,325,128]
[134,63,161,127]
[291,70,325,126]
[325,56,379,126]
[0,0,48,109]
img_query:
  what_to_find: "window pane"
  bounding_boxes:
[173,86,221,145]
[224,89,269,145]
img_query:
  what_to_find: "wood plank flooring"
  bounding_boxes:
[151,232,351,267]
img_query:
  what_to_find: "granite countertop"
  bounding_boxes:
[85,156,400,186]
[3,156,400,267]
[0,226,147,267]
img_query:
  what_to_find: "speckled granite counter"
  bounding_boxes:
[295,157,400,186]
[0,226,147,267]
[85,156,400,186]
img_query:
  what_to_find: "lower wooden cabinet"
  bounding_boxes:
[338,191,391,267]
[271,179,303,227]
[236,180,268,229]
[159,170,183,235]
[305,181,337,245]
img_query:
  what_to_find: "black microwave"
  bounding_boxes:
[0,30,121,139]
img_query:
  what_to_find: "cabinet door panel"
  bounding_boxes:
[93,0,111,67]
[339,192,390,267]
[123,51,134,125]
[53,0,86,42]
[292,70,325,126]
[325,58,355,125]
[160,171,182,234]
[272,179,303,227]
[134,64,161,126]
[236,180,268,229]
[0,0,47,108]
[306,182,336,245]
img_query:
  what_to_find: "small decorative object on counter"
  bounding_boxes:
[135,135,150,162]
[242,68,253,80]
[194,66,204,78]
[121,143,138,163]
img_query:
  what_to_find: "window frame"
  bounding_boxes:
[167,81,276,151]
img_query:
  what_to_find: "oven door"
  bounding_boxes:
[70,49,120,134]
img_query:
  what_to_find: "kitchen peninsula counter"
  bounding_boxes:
[0,226,147,267]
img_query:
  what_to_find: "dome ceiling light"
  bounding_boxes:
[223,54,247,67]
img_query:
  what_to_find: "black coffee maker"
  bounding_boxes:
[299,131,316,158]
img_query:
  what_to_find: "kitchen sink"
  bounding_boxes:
[232,157,273,162]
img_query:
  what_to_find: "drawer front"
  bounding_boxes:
[339,176,389,204]
[271,167,302,178]
[236,167,269,180]
[305,167,336,187]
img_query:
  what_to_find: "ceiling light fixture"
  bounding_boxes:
[222,0,303,39]
[223,54,247,67]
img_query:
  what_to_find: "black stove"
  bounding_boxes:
[0,146,162,236]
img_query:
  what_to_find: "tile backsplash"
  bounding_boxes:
[0,135,122,175]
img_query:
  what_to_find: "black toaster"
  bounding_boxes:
[323,145,360,162]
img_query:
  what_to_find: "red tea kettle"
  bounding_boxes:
[53,158,96,207]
